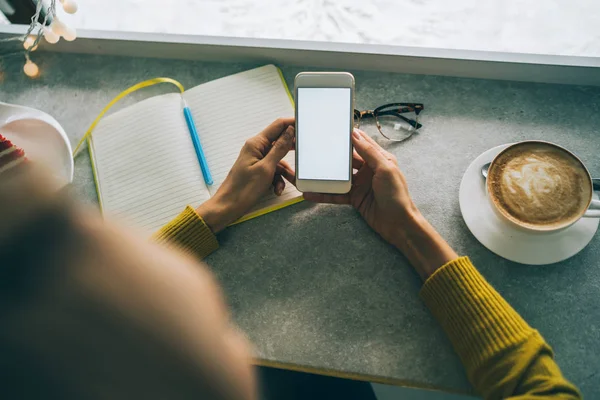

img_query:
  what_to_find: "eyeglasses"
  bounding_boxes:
[354,103,424,142]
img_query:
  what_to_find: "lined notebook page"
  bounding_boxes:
[90,94,210,233]
[183,65,301,215]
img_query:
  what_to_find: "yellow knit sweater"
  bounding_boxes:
[156,206,581,400]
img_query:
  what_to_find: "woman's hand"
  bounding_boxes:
[304,129,457,280]
[196,118,296,233]
[304,129,417,248]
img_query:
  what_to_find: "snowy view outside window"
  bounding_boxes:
[5,0,600,57]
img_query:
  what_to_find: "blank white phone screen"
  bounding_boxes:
[297,88,351,181]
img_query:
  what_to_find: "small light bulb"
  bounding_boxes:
[23,60,40,78]
[43,27,60,44]
[62,0,78,14]
[62,26,77,42]
[23,35,38,51]
[50,18,69,37]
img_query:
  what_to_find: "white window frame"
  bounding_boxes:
[2,24,600,86]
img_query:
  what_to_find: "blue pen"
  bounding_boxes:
[182,99,213,186]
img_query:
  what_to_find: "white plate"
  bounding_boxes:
[459,144,599,265]
[0,102,73,186]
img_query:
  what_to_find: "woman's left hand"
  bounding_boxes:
[196,117,296,233]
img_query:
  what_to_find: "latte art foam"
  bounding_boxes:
[488,143,591,230]
[503,155,572,205]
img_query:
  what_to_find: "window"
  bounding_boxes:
[4,0,596,57]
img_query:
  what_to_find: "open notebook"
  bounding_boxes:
[89,65,302,233]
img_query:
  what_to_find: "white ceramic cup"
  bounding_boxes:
[0,102,73,186]
[486,140,600,234]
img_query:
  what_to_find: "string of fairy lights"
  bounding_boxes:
[0,0,78,78]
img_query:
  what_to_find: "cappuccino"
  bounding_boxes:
[488,142,592,230]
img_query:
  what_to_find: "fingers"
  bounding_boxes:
[359,128,384,150]
[351,129,388,169]
[258,117,295,142]
[278,159,293,171]
[276,160,296,185]
[264,125,295,164]
[358,129,397,163]
[352,150,364,170]
[272,174,285,196]
[303,192,351,205]
[357,129,390,157]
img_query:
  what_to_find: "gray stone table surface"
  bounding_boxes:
[2,53,599,396]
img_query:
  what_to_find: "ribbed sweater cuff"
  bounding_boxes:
[420,257,534,370]
[154,206,219,259]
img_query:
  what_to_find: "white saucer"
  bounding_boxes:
[459,144,599,265]
[0,102,73,186]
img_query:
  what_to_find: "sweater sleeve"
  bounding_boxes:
[420,257,581,399]
[153,206,219,260]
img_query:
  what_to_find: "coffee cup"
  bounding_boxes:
[486,140,600,233]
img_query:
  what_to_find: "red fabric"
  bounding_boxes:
[0,134,15,152]
[0,135,27,170]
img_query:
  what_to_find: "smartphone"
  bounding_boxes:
[294,72,355,194]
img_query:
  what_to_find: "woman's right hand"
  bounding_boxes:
[303,129,417,249]
[304,129,457,280]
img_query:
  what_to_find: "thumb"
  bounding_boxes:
[264,125,295,164]
[352,129,387,169]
